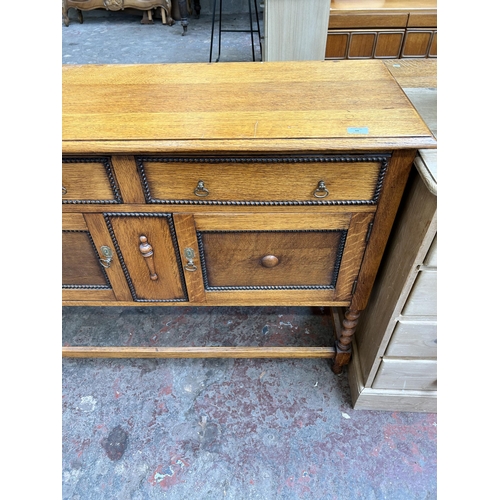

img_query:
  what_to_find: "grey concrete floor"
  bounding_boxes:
[62,9,437,499]
[62,8,263,64]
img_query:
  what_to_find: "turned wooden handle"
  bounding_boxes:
[139,235,158,281]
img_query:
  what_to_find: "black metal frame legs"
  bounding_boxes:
[209,0,262,62]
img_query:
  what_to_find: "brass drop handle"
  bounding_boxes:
[62,186,67,196]
[184,247,197,272]
[194,180,209,197]
[261,255,279,268]
[313,180,329,198]
[139,235,158,281]
[99,246,113,269]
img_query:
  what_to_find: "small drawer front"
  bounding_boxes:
[424,235,437,268]
[385,321,437,358]
[62,157,122,204]
[401,270,437,317]
[373,359,437,391]
[198,230,347,290]
[328,13,408,30]
[407,12,437,28]
[138,155,388,206]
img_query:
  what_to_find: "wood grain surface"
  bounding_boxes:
[62,60,436,150]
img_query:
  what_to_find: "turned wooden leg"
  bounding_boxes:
[332,308,360,374]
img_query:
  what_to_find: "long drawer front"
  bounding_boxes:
[137,154,389,205]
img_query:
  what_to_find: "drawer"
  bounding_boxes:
[137,155,389,205]
[385,320,437,358]
[62,157,122,204]
[372,359,437,391]
[423,234,437,267]
[198,230,346,290]
[407,12,437,28]
[192,212,373,302]
[401,270,437,317]
[328,13,408,29]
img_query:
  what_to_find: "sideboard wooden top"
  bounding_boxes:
[62,60,436,153]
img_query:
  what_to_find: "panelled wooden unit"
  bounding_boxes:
[326,0,437,60]
[62,60,436,374]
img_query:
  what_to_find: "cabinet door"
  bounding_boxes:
[401,30,436,57]
[62,213,132,302]
[187,212,374,306]
[104,213,188,302]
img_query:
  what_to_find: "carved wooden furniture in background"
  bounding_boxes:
[62,0,174,26]
[326,0,437,60]
[62,60,436,375]
[348,58,437,411]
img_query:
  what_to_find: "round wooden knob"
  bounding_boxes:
[261,255,279,268]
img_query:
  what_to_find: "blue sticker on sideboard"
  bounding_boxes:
[347,127,369,134]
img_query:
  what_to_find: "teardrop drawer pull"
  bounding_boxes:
[194,180,209,197]
[139,235,158,281]
[313,180,329,198]
[261,255,279,268]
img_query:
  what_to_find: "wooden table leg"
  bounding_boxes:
[332,307,360,374]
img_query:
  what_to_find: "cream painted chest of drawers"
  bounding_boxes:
[347,68,437,411]
[62,60,436,377]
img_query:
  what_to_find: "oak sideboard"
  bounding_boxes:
[62,60,436,374]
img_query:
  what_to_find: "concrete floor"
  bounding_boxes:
[62,8,437,499]
[62,8,263,64]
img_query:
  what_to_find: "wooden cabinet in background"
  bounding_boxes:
[326,0,437,60]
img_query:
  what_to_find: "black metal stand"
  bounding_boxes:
[209,0,262,62]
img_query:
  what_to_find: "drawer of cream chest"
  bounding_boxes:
[372,359,437,391]
[62,157,122,204]
[137,155,389,205]
[401,270,437,317]
[385,321,437,358]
